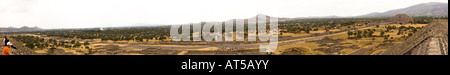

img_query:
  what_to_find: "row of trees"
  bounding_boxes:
[11,36,48,49]
[11,36,90,49]
[412,16,448,24]
[279,18,385,34]
[17,26,171,42]
[347,25,421,40]
[347,29,376,39]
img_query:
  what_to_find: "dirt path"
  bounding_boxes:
[349,45,377,55]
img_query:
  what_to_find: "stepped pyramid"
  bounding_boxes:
[0,35,38,55]
[381,20,448,55]
[387,13,414,24]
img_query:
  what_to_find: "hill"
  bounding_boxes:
[0,26,43,32]
[358,2,448,17]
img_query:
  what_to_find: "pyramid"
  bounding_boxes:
[387,13,414,24]
[381,20,448,55]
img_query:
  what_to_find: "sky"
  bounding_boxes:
[0,0,448,29]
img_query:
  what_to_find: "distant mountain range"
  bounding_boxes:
[0,26,42,32]
[357,2,448,17]
[0,2,447,31]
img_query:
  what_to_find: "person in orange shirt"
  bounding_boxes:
[2,36,17,55]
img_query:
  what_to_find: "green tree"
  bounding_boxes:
[59,41,65,46]
[412,28,418,33]
[380,31,385,36]
[347,31,353,37]
[39,38,45,42]
[363,30,368,35]
[49,39,54,42]
[357,34,362,39]
[53,40,58,47]
[368,30,374,37]
[408,33,413,37]
[25,43,35,49]
[71,40,76,44]
[44,43,49,48]
[84,41,90,46]
[74,41,81,48]
[159,36,167,40]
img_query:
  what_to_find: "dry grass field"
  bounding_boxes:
[274,23,429,55]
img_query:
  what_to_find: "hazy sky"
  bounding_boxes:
[0,0,448,29]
